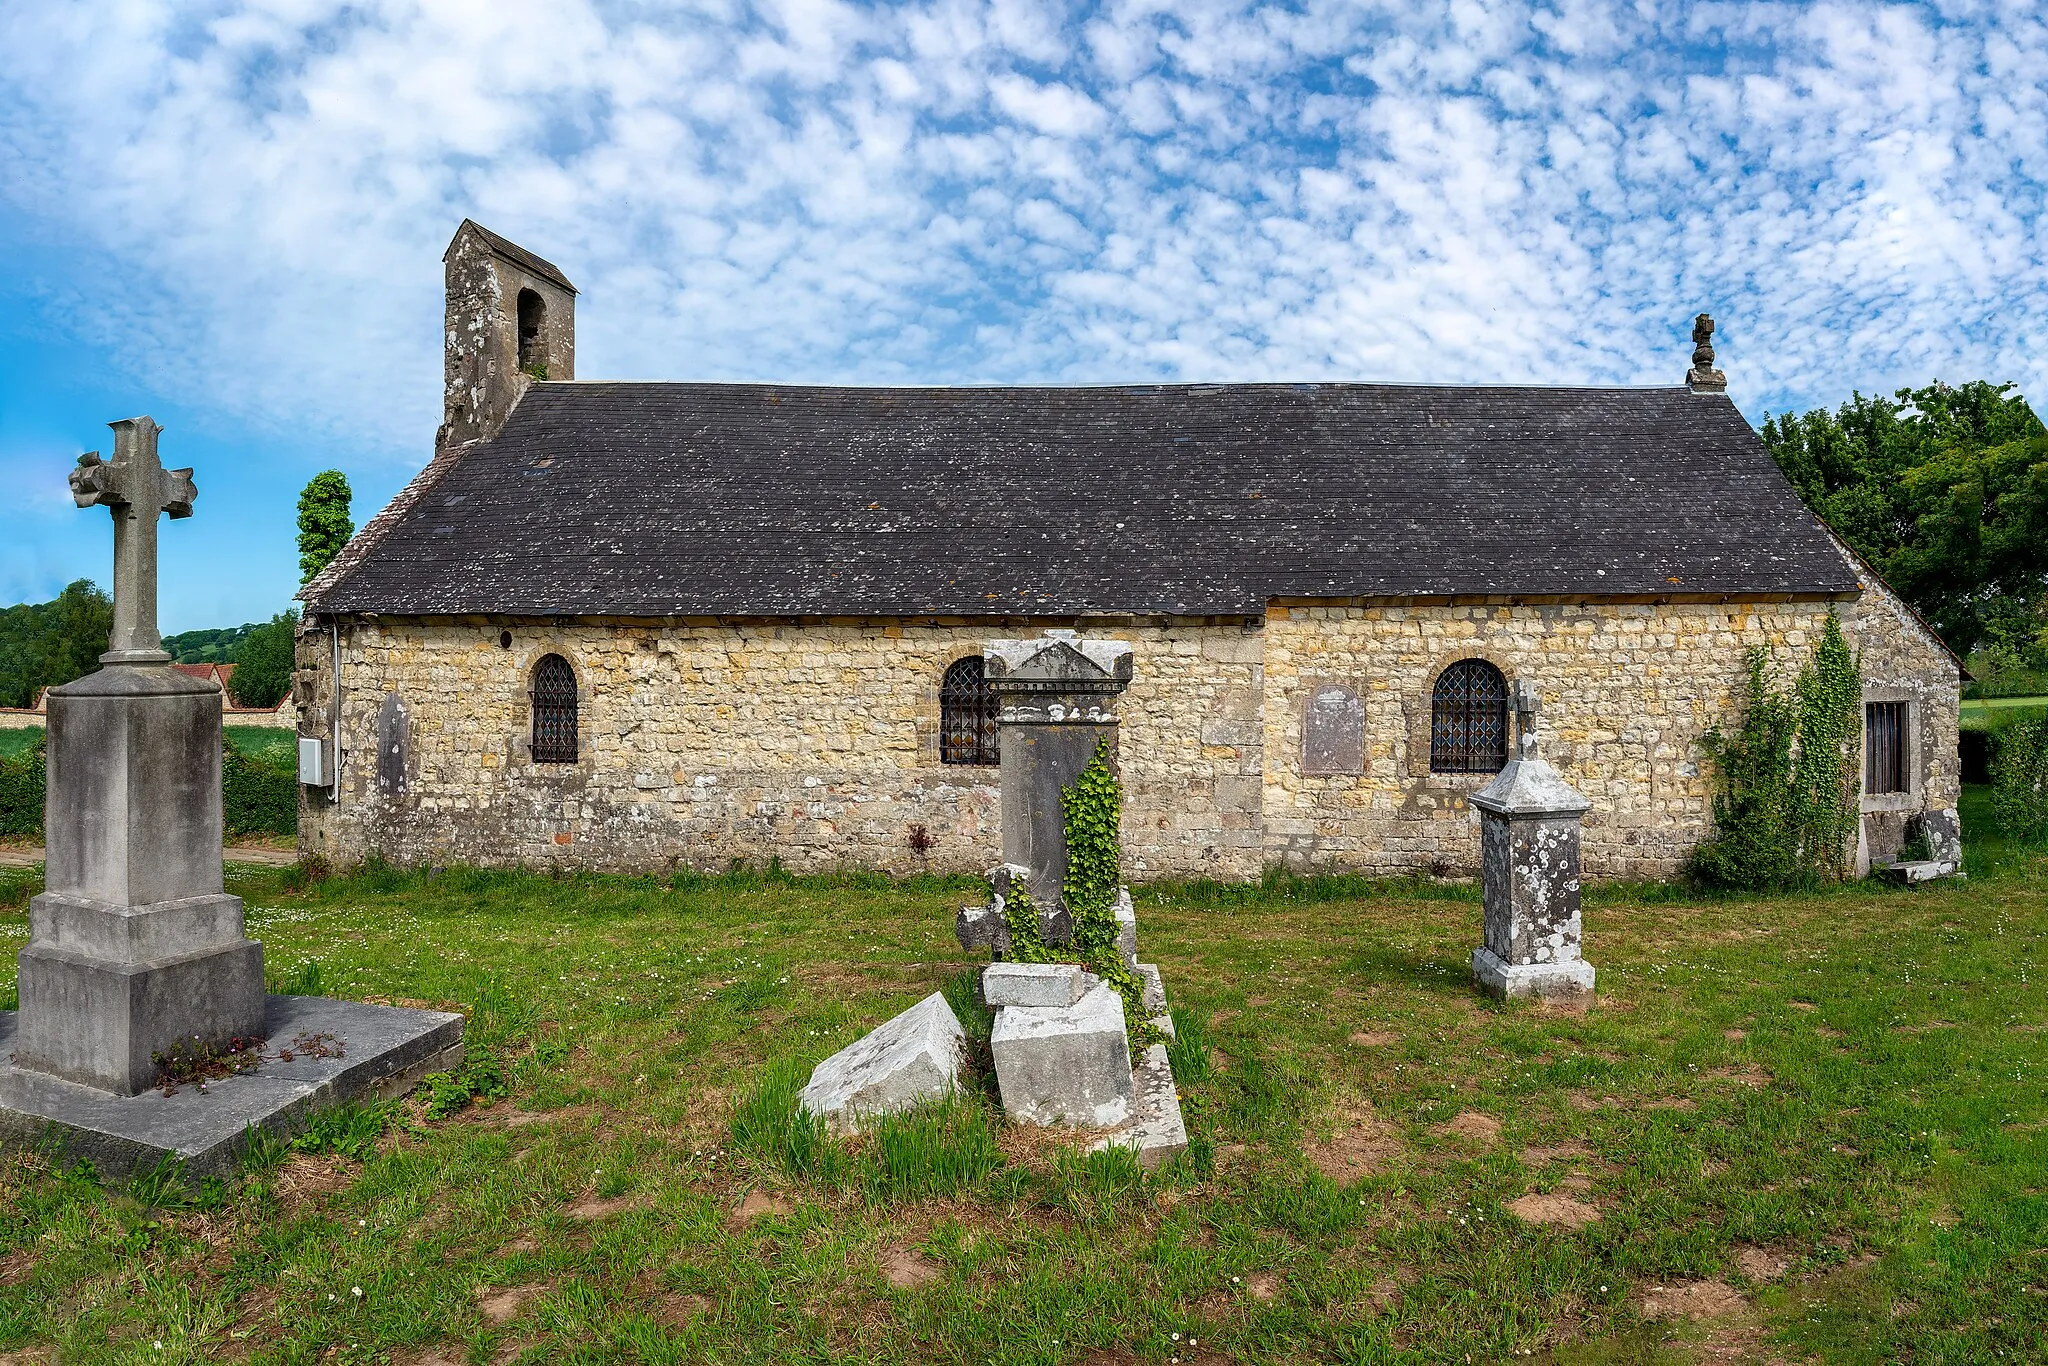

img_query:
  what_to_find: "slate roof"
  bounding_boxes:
[312,382,1861,618]
[448,220,577,294]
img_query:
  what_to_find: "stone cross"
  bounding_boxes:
[69,416,194,664]
[1513,678,1540,761]
[1687,313,1727,393]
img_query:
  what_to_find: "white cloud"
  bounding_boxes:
[0,0,2043,476]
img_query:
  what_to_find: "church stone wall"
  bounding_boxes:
[297,589,1957,882]
[1262,597,1863,881]
[294,619,1265,879]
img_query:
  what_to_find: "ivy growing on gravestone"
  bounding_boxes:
[998,737,1145,1020]
[1689,611,1863,891]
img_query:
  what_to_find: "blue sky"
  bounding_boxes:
[3,0,2044,632]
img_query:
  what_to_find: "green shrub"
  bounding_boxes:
[420,1050,510,1119]
[1990,714,2048,841]
[1688,614,1862,891]
[0,733,45,838]
[223,744,296,838]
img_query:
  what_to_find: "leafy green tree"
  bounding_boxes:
[0,580,114,708]
[228,610,298,709]
[296,470,354,584]
[1760,380,2048,660]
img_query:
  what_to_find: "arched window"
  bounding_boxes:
[531,654,578,763]
[516,289,546,372]
[940,657,1000,766]
[1430,659,1508,774]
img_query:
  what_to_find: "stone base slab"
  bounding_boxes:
[1091,1042,1188,1171]
[991,983,1133,1128]
[0,995,464,1180]
[1471,946,1595,1000]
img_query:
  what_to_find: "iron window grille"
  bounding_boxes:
[1865,701,1909,794]
[1430,658,1509,774]
[940,656,1000,766]
[531,653,579,763]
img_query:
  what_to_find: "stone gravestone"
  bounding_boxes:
[0,417,464,1178]
[1469,681,1596,999]
[968,632,1186,1166]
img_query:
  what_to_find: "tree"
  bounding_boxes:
[1760,380,2048,660]
[228,611,298,709]
[297,471,354,584]
[0,580,114,708]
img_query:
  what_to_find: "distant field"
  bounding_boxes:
[0,725,292,763]
[1960,696,2048,728]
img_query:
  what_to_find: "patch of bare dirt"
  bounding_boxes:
[1245,1271,1282,1302]
[1789,1001,1817,1011]
[1520,1142,1592,1166]
[1893,1020,1958,1034]
[272,1153,355,1211]
[1348,1030,1398,1047]
[1566,1091,1619,1111]
[1305,1101,1401,1181]
[881,1245,943,1288]
[565,1192,639,1222]
[651,1291,712,1327]
[1707,1065,1772,1088]
[1638,1278,1747,1321]
[0,1350,54,1366]
[1556,1174,1594,1194]
[476,1283,545,1326]
[1533,995,1592,1018]
[1723,1028,1748,1041]
[0,1250,36,1286]
[396,1352,465,1366]
[1504,1193,1600,1228]
[1643,1097,1699,1111]
[498,1235,539,1257]
[1437,1111,1502,1144]
[727,1189,791,1230]
[1733,1246,1792,1282]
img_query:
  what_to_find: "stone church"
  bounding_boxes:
[294,221,1961,882]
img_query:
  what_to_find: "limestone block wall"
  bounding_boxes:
[1839,553,1964,866]
[1261,596,1884,881]
[295,618,1264,878]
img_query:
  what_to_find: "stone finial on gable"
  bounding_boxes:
[1687,313,1727,394]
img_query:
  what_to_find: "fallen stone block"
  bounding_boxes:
[1877,859,1961,886]
[991,983,1133,1128]
[984,962,1088,1008]
[1091,1041,1188,1170]
[799,992,965,1134]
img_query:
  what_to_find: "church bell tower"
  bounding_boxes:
[438,220,577,452]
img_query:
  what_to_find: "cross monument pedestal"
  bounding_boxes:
[1469,682,1597,1000]
[0,418,462,1177]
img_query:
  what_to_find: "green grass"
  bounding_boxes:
[0,816,2040,1363]
[0,724,291,764]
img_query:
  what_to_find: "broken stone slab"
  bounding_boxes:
[1137,963,1166,1016]
[983,962,1089,1009]
[1877,859,1961,886]
[1115,889,1138,970]
[1090,1042,1188,1171]
[955,902,1011,956]
[799,992,965,1134]
[1471,946,1596,1000]
[991,982,1133,1128]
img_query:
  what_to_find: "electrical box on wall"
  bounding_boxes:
[298,736,331,788]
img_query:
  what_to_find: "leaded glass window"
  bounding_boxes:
[531,653,579,763]
[940,657,999,766]
[1430,658,1508,774]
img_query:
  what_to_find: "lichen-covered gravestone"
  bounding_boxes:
[1469,681,1596,999]
[0,417,464,1178]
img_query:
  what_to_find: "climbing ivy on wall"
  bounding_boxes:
[1000,737,1144,1020]
[1689,612,1863,891]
